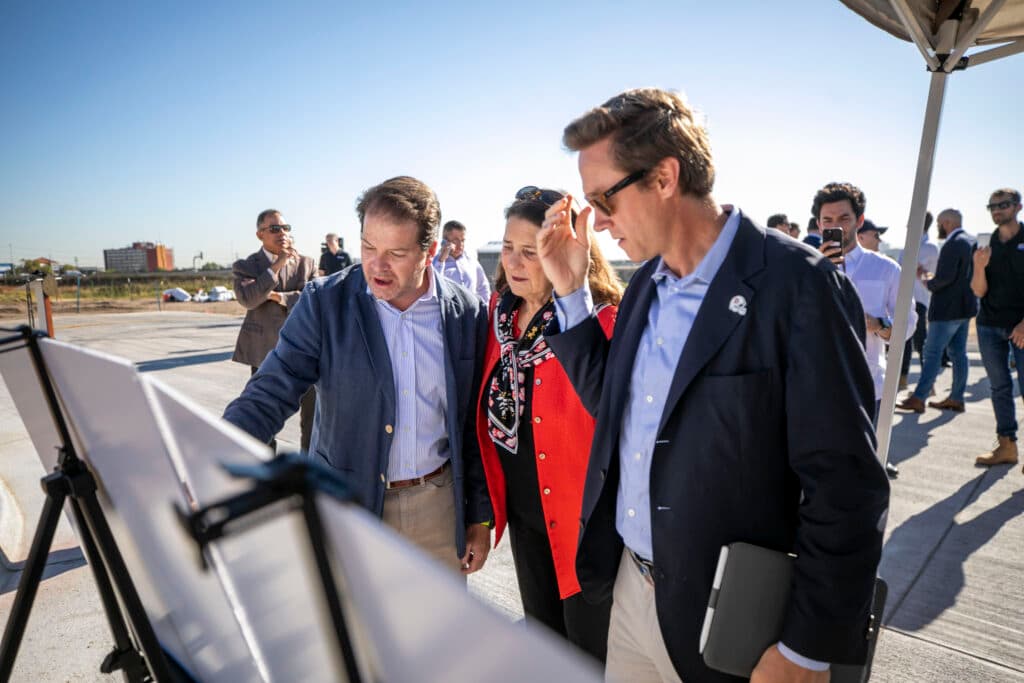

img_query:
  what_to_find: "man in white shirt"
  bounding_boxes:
[899,212,940,389]
[432,220,492,301]
[816,182,916,479]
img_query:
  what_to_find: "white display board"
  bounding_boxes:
[3,335,600,682]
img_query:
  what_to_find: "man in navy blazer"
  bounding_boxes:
[536,88,890,682]
[224,176,492,575]
[897,209,977,414]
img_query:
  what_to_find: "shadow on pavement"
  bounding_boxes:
[1,546,87,595]
[136,351,233,373]
[882,466,1023,631]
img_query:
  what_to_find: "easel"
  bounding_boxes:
[177,454,363,683]
[0,326,177,682]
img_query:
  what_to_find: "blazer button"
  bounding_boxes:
[535,378,542,386]
[549,520,557,529]
[385,424,393,434]
[538,452,546,460]
[534,416,542,424]
[543,487,551,495]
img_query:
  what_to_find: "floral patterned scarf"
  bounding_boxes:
[486,292,556,454]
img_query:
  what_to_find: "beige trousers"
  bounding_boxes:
[381,465,464,577]
[605,549,683,683]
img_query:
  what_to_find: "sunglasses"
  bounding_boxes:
[260,224,292,234]
[515,186,565,206]
[585,169,648,216]
[986,200,1015,211]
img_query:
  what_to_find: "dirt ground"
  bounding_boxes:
[0,298,245,323]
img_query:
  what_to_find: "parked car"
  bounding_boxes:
[208,286,236,302]
[162,287,191,302]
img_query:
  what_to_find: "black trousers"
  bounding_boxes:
[250,366,315,452]
[901,301,929,376]
[506,520,611,663]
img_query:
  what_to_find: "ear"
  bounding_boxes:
[426,240,439,260]
[653,156,680,199]
[855,215,866,229]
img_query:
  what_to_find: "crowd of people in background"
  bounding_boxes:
[218,86,1021,682]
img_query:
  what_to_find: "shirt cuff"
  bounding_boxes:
[553,283,594,331]
[777,642,829,672]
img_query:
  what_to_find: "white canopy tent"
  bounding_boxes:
[840,0,1024,464]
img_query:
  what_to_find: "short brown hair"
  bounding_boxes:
[495,194,623,307]
[563,87,715,198]
[990,187,1021,204]
[356,176,441,251]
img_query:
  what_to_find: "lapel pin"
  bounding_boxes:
[728,295,747,316]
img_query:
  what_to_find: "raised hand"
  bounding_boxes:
[536,195,592,297]
[973,245,991,270]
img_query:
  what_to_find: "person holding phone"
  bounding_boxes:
[815,183,916,479]
[432,219,492,301]
[475,187,621,662]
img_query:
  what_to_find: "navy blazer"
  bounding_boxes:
[927,230,978,322]
[224,266,492,557]
[547,215,890,681]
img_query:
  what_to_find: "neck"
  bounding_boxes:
[997,220,1020,240]
[519,292,551,318]
[660,195,727,277]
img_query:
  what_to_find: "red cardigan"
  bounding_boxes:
[475,304,617,598]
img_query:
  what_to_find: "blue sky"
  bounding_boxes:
[1,1,1020,270]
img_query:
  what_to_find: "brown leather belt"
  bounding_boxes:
[385,462,449,490]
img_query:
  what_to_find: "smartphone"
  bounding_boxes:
[822,227,844,247]
[822,227,845,270]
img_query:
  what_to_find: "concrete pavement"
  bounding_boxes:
[1,311,1022,681]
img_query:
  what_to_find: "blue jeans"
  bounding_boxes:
[912,318,970,402]
[977,324,1024,439]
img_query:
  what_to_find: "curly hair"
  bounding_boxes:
[811,182,866,220]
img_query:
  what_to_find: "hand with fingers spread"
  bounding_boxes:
[536,195,592,298]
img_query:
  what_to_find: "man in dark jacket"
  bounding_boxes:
[897,208,977,414]
[536,87,889,683]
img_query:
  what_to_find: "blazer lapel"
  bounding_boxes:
[353,274,397,414]
[602,271,657,460]
[657,216,764,435]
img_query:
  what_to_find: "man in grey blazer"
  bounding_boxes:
[224,177,493,576]
[231,209,317,451]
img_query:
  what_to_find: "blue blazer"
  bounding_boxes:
[547,215,889,680]
[927,230,977,322]
[224,266,491,557]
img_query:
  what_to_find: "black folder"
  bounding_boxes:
[699,542,886,682]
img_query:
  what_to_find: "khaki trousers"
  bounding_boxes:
[381,464,464,577]
[605,549,683,683]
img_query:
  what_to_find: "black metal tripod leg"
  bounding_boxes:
[76,494,173,683]
[0,487,65,682]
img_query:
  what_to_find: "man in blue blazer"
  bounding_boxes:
[536,88,890,682]
[224,176,493,576]
[897,208,977,414]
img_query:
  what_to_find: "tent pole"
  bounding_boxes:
[876,68,947,466]
[944,0,1005,71]
[968,38,1024,68]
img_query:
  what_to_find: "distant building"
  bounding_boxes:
[103,242,174,272]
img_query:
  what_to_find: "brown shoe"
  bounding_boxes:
[928,398,965,412]
[896,396,926,413]
[976,436,1019,466]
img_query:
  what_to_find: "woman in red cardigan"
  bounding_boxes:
[477,187,622,662]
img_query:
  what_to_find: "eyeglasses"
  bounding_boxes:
[515,186,565,207]
[260,224,292,234]
[986,200,1015,211]
[585,169,648,216]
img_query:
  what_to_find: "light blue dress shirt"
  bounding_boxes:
[371,269,450,481]
[432,252,492,302]
[555,210,829,671]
